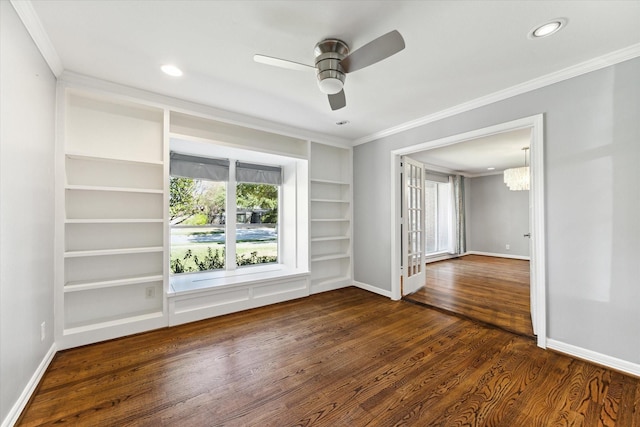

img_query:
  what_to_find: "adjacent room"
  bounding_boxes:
[2,1,639,426]
[402,128,535,338]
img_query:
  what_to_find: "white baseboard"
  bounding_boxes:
[2,343,57,427]
[425,253,459,264]
[353,281,392,299]
[464,251,530,261]
[547,339,640,378]
[310,279,351,295]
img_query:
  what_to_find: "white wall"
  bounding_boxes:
[0,2,56,424]
[467,174,530,257]
[353,57,640,365]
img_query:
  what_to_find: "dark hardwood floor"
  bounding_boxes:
[19,287,639,426]
[405,255,534,337]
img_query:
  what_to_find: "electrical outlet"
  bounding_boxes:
[505,244,510,250]
[40,321,46,342]
[145,286,156,299]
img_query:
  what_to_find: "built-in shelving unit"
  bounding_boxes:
[57,90,166,348]
[309,143,352,293]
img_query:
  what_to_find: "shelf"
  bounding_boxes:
[311,218,350,223]
[64,246,164,258]
[310,198,349,204]
[65,151,163,166]
[64,274,163,292]
[311,253,351,262]
[310,178,350,186]
[64,311,164,335]
[65,185,163,194]
[65,218,164,224]
[311,275,351,288]
[310,235,350,242]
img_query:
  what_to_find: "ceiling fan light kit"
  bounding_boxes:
[315,39,349,95]
[254,30,405,111]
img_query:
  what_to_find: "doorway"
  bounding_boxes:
[390,115,546,348]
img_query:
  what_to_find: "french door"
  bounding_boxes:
[402,156,425,295]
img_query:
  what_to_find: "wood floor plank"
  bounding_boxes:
[405,254,534,337]
[17,287,638,426]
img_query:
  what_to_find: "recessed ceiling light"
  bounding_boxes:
[336,120,350,126]
[529,18,567,39]
[161,64,183,77]
[487,167,495,171]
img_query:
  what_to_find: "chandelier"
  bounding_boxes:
[504,147,530,191]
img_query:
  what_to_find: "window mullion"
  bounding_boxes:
[226,159,237,270]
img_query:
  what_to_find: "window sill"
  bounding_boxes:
[168,265,310,296]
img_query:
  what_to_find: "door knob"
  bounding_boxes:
[524,233,531,237]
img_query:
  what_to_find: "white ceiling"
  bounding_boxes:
[27,1,640,144]
[409,128,532,176]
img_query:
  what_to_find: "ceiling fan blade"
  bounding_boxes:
[328,90,346,111]
[253,54,315,72]
[340,30,405,73]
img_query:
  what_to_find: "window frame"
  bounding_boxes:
[170,156,282,275]
[167,137,309,295]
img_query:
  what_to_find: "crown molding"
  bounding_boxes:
[353,42,640,146]
[465,170,505,179]
[10,0,63,77]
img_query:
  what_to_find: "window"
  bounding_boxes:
[425,179,452,255]
[170,153,280,274]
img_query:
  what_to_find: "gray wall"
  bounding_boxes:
[354,57,640,364]
[1,2,56,423]
[467,174,530,257]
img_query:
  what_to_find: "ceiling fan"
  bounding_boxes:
[254,30,405,111]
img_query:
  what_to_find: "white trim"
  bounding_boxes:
[464,251,530,261]
[11,0,640,151]
[547,339,640,378]
[392,116,541,157]
[60,72,351,148]
[529,113,546,347]
[353,281,392,299]
[464,170,505,178]
[354,43,640,146]
[58,313,167,350]
[310,277,351,294]
[53,80,67,346]
[390,115,546,348]
[9,0,63,76]
[1,343,57,427]
[168,276,309,326]
[389,155,402,301]
[425,253,459,264]
[170,268,308,295]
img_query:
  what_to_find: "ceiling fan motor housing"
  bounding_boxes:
[314,39,349,94]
